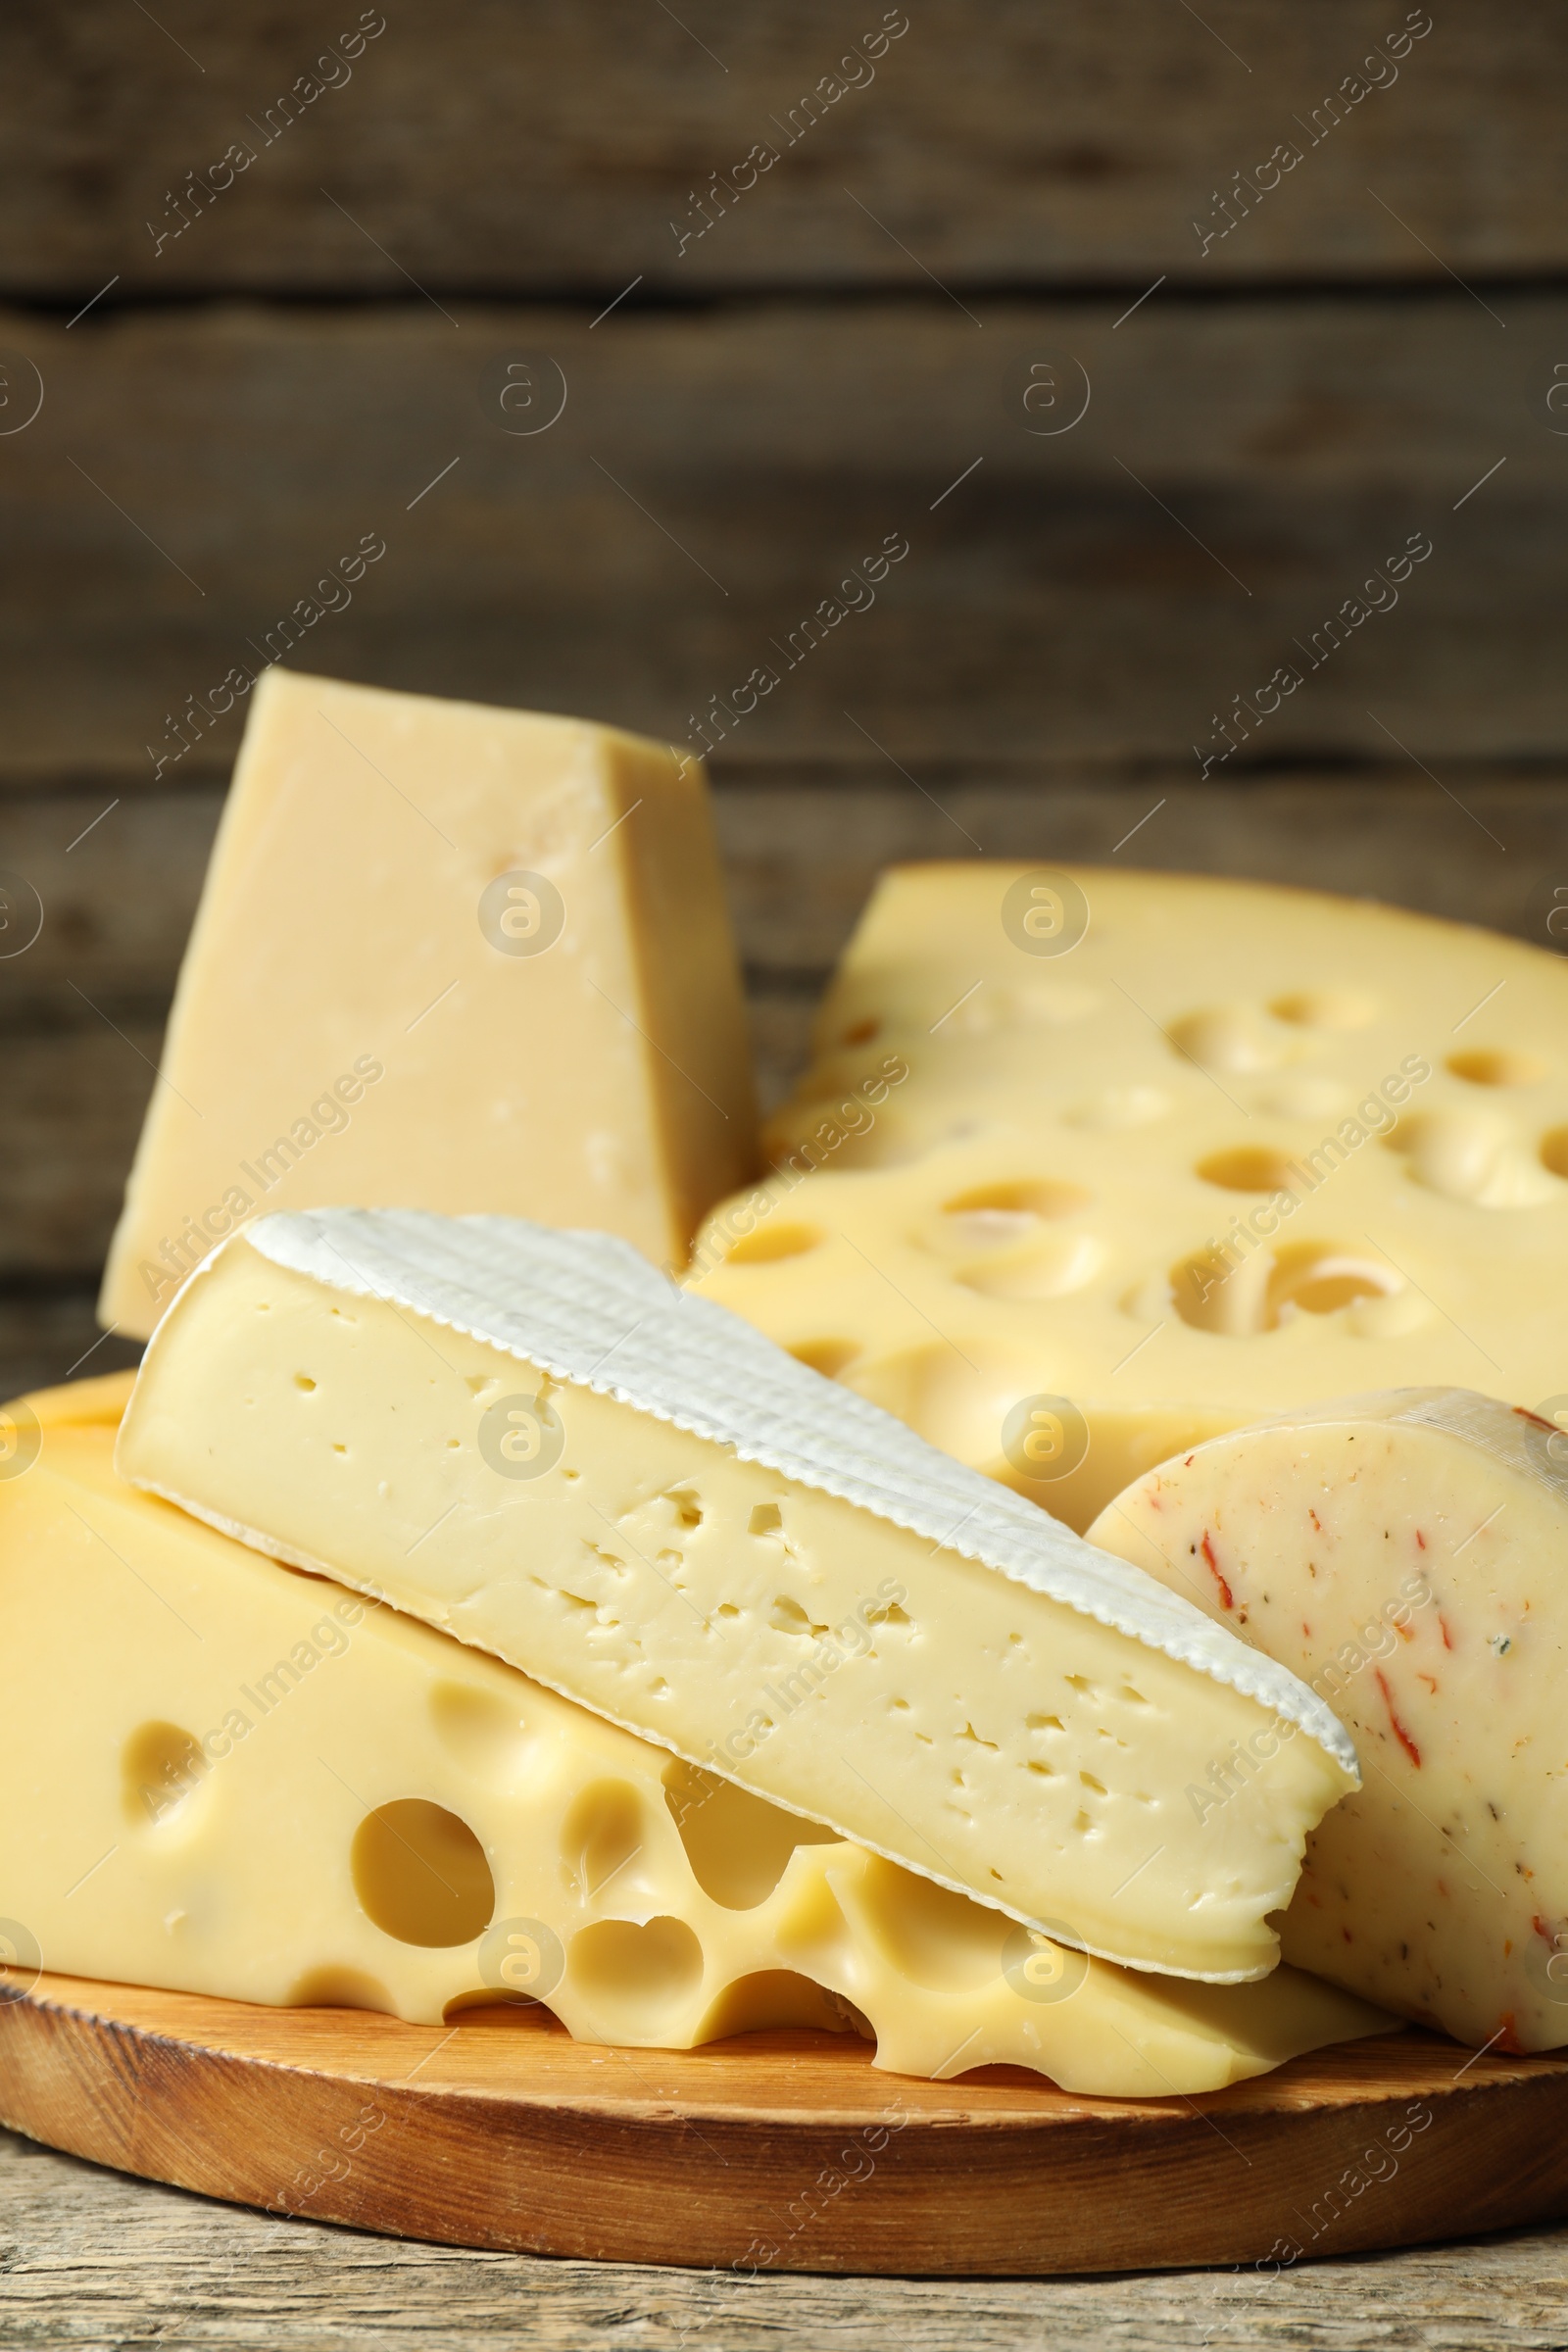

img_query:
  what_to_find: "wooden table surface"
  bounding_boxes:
[5,10,1568,2344]
[4,2124,1567,2350]
[5,0,1567,1395]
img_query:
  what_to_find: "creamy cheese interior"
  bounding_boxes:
[119,1232,1356,1982]
[1094,1388,1568,2049]
[101,667,756,1338]
[0,1385,1389,2094]
[691,864,1568,1530]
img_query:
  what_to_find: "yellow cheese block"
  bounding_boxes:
[117,1211,1359,1984]
[0,1387,1388,2096]
[690,864,1568,1530]
[1091,1390,1568,2051]
[100,668,757,1340]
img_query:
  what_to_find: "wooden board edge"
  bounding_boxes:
[3,1977,1568,2272]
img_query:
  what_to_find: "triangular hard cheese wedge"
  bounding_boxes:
[118,1210,1358,1983]
[99,670,757,1340]
[0,1383,1389,2093]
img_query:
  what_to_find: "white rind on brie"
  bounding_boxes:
[234,1208,1357,1772]
[120,1209,1359,1983]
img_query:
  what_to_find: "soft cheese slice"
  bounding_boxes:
[0,1388,1391,2094]
[1091,1390,1568,2049]
[100,668,757,1341]
[117,1210,1358,1984]
[691,864,1568,1531]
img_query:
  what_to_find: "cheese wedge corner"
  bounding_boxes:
[117,1208,1359,1984]
[100,669,757,1340]
[0,1380,1391,2096]
[1093,1388,1568,2049]
[690,863,1568,1530]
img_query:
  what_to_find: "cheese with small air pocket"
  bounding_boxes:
[117,1208,1358,1985]
[99,668,757,1340]
[689,863,1568,1533]
[0,1375,1391,2096]
[1092,1388,1568,2049]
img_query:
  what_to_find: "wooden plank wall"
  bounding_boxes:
[1,0,1565,1395]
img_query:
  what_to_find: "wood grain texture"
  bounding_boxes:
[0,298,1562,784]
[2,1973,1567,2281]
[2,7,1562,2336]
[4,776,1567,986]
[1,777,1566,1299]
[2,1025,162,1278]
[0,788,216,1007]
[3,2129,1565,2352]
[0,1293,139,1399]
[1,2,1559,296]
[711,776,1568,972]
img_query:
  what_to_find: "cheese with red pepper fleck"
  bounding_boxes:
[1090,1389,1568,2050]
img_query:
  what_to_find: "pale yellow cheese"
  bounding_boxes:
[116,1216,1360,1984]
[100,668,757,1340]
[1091,1389,1568,2051]
[691,864,1568,1529]
[0,1387,1388,2095]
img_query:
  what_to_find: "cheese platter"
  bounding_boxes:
[5,673,1568,2275]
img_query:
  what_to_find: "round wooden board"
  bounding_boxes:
[3,1972,1567,2275]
